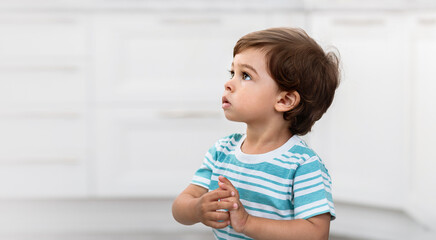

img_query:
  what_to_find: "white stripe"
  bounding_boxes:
[323,179,332,191]
[204,152,214,164]
[269,157,300,170]
[214,228,243,240]
[241,199,294,217]
[322,172,332,183]
[247,208,292,220]
[192,175,210,186]
[328,201,335,209]
[219,138,238,147]
[212,176,289,200]
[294,169,322,183]
[282,152,311,161]
[214,161,293,186]
[296,204,331,219]
[294,183,324,198]
[294,198,328,213]
[212,167,291,193]
[294,176,323,191]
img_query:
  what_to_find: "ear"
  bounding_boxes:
[275,91,300,112]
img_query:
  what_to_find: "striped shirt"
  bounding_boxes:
[191,133,335,240]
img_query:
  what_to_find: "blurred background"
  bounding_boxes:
[0,0,435,239]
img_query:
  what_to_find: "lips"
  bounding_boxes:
[222,96,231,109]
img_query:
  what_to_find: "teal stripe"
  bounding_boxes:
[244,205,294,218]
[272,157,300,166]
[294,159,322,176]
[195,168,212,179]
[191,180,209,189]
[220,186,292,211]
[213,173,289,196]
[215,229,253,240]
[294,188,328,203]
[213,231,226,240]
[298,208,333,220]
[220,139,237,147]
[294,181,324,194]
[296,202,329,217]
[218,145,233,152]
[293,174,322,185]
[204,156,292,188]
[288,145,316,157]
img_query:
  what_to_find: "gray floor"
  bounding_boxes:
[0,232,363,240]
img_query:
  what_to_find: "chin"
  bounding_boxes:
[223,112,244,123]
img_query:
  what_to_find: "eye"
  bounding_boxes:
[242,72,252,81]
[228,69,235,79]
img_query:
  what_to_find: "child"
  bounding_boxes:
[172,27,340,240]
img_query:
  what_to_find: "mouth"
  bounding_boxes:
[222,96,231,109]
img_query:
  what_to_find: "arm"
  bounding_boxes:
[218,176,331,240]
[242,213,330,240]
[172,183,235,228]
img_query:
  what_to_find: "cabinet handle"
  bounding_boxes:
[0,65,79,73]
[0,18,77,25]
[159,17,221,25]
[0,157,79,165]
[158,110,221,119]
[418,19,436,26]
[0,111,81,119]
[332,19,384,26]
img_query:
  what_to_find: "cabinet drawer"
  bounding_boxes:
[0,61,87,106]
[0,108,88,198]
[93,106,244,197]
[0,13,87,57]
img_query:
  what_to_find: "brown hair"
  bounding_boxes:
[233,27,340,135]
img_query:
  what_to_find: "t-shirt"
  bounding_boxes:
[191,133,335,240]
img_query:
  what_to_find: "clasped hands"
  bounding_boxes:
[194,176,249,233]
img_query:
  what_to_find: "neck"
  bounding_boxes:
[242,121,293,154]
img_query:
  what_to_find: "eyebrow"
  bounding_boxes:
[231,63,258,76]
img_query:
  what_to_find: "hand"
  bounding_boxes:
[218,176,250,233]
[194,188,235,229]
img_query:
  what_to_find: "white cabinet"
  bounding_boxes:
[307,12,409,209]
[0,13,89,198]
[407,12,436,230]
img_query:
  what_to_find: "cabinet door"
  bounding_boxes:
[307,13,409,209]
[0,13,89,198]
[93,105,244,197]
[407,13,436,230]
[93,13,270,104]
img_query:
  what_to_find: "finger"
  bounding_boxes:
[218,176,237,192]
[206,211,230,222]
[205,189,233,201]
[218,197,239,210]
[218,181,231,191]
[213,200,235,211]
[218,176,234,187]
[205,220,230,229]
[218,177,238,197]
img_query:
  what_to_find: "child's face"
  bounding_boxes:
[222,48,281,124]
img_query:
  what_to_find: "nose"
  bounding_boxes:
[224,78,234,92]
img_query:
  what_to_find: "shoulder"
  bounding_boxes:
[208,133,244,156]
[215,133,244,148]
[285,136,328,171]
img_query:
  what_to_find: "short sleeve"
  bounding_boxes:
[292,156,336,220]
[190,143,218,190]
